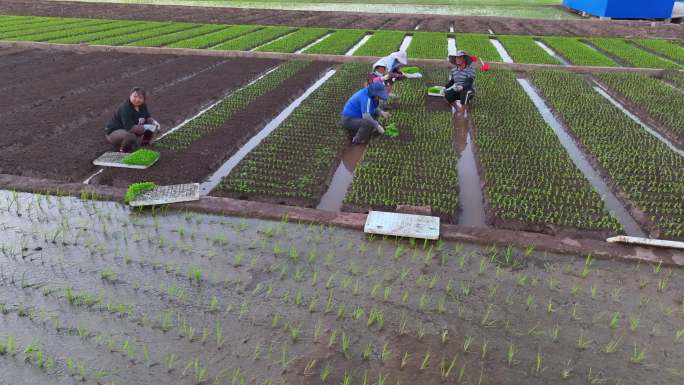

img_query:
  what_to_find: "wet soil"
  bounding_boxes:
[0,189,682,385]
[0,48,280,182]
[0,0,682,38]
[93,61,332,188]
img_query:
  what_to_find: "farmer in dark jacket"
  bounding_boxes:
[105,87,160,152]
[341,82,390,145]
[445,50,476,113]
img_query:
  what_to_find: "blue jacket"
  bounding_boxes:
[342,88,379,119]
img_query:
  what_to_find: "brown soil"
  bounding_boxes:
[93,61,333,188]
[0,48,280,182]
[1,0,682,38]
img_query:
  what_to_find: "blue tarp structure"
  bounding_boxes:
[563,0,675,19]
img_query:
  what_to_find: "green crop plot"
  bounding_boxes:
[631,39,684,65]
[157,61,310,151]
[166,25,260,49]
[667,73,684,89]
[353,31,405,57]
[541,37,616,67]
[4,19,121,42]
[0,18,102,40]
[87,23,197,46]
[256,28,330,53]
[530,70,684,239]
[587,38,681,69]
[596,73,684,147]
[303,29,367,55]
[472,69,621,232]
[497,35,558,64]
[127,24,226,47]
[455,34,500,62]
[213,26,295,51]
[406,32,448,59]
[345,69,459,218]
[217,64,368,203]
[47,22,157,44]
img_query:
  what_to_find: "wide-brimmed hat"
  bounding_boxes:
[391,50,408,65]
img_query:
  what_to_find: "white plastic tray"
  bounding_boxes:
[364,211,440,240]
[129,183,200,207]
[93,152,158,169]
[428,86,445,97]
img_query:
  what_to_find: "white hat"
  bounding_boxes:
[391,50,408,65]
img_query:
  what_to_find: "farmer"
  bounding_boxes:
[105,87,160,152]
[445,50,476,113]
[341,82,390,145]
[368,50,408,95]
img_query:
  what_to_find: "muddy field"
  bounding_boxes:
[0,47,281,182]
[92,61,333,188]
[0,190,682,384]
[0,0,682,38]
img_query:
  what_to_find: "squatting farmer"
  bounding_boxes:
[445,50,476,113]
[341,82,390,145]
[368,50,409,96]
[105,87,160,152]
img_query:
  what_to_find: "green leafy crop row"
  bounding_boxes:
[595,72,684,147]
[541,37,616,67]
[666,73,684,89]
[353,31,405,57]
[256,28,330,53]
[632,39,684,64]
[213,26,295,51]
[157,61,311,151]
[0,18,103,41]
[303,29,367,55]
[48,22,159,44]
[406,32,448,59]
[587,38,681,69]
[5,19,121,42]
[497,36,558,65]
[472,70,621,233]
[455,34,500,62]
[217,64,368,203]
[127,24,226,47]
[166,25,260,49]
[88,23,196,46]
[344,69,459,218]
[530,70,684,239]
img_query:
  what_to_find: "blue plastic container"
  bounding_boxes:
[563,0,675,19]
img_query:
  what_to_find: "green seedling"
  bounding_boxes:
[341,332,350,359]
[122,149,160,166]
[609,312,621,329]
[124,182,156,203]
[507,343,516,366]
[577,330,593,350]
[380,342,391,362]
[384,122,399,138]
[603,335,623,354]
[320,364,331,384]
[630,344,646,364]
[463,336,473,353]
[420,351,431,371]
[362,343,373,361]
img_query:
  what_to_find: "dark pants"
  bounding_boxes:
[445,85,475,105]
[106,125,144,152]
[342,117,376,144]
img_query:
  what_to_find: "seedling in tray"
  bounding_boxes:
[384,123,399,138]
[122,149,160,166]
[125,182,156,203]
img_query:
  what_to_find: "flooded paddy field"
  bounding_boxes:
[0,190,682,384]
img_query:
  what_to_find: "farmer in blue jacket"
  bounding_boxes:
[341,82,390,145]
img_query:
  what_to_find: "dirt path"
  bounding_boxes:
[0,0,682,38]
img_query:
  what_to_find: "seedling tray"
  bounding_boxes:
[364,211,440,240]
[428,86,445,97]
[404,72,423,79]
[93,152,159,169]
[129,183,200,207]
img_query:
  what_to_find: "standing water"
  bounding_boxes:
[399,35,413,52]
[534,40,570,66]
[316,144,366,211]
[518,79,646,236]
[454,115,487,226]
[489,38,513,63]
